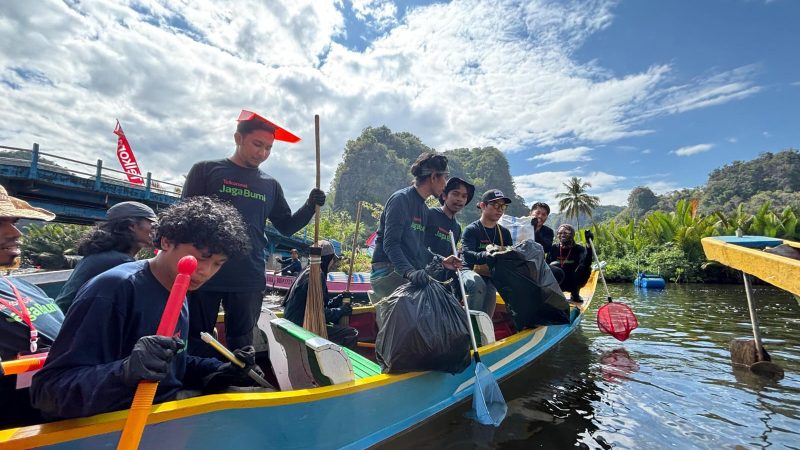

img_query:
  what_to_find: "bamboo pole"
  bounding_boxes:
[340,201,362,326]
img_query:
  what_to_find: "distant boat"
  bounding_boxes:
[266,270,372,294]
[634,272,666,289]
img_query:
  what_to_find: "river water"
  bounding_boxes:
[379,283,800,449]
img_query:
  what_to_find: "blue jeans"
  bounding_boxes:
[460,270,496,317]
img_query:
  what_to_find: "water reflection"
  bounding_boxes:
[379,283,800,449]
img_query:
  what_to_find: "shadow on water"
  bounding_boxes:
[377,283,800,449]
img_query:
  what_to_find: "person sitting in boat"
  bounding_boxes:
[282,240,358,348]
[370,152,461,305]
[280,248,302,276]
[55,201,158,313]
[546,225,593,303]
[529,202,555,258]
[424,176,486,304]
[461,189,514,317]
[0,184,64,428]
[30,197,265,421]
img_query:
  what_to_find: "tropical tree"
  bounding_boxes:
[556,177,599,228]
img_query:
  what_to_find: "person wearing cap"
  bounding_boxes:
[424,176,486,306]
[370,153,462,306]
[281,240,358,348]
[529,202,555,258]
[546,224,593,303]
[279,248,302,276]
[31,197,264,421]
[182,110,326,358]
[55,201,158,313]
[0,184,64,427]
[460,189,514,317]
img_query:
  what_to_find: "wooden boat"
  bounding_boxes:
[701,235,800,296]
[266,271,372,294]
[1,272,598,450]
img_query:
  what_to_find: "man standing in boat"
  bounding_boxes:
[370,153,462,305]
[0,184,63,427]
[182,110,325,358]
[461,189,514,317]
[546,224,593,303]
[31,197,264,420]
[424,176,486,305]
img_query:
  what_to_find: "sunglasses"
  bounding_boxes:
[487,201,508,211]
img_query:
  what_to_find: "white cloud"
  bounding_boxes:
[641,149,652,154]
[0,0,763,207]
[763,131,772,137]
[672,143,713,156]
[727,137,738,143]
[528,146,592,166]
[514,169,626,206]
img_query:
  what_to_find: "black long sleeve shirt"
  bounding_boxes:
[461,220,512,268]
[371,186,434,274]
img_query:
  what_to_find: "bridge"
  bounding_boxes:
[0,143,312,255]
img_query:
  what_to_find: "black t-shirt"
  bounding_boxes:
[55,251,134,313]
[371,186,432,274]
[0,277,63,361]
[182,159,315,291]
[461,220,512,269]
[425,207,461,257]
[30,260,222,420]
[535,224,555,258]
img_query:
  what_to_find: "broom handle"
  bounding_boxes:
[314,114,321,243]
[345,202,363,293]
[117,256,197,450]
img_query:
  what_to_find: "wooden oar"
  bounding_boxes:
[449,231,507,426]
[117,255,197,450]
[303,114,327,338]
[340,201,362,326]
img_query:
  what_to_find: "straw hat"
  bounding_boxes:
[0,185,55,221]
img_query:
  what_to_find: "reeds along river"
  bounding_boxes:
[379,283,800,450]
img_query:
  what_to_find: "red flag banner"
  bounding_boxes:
[114,120,144,185]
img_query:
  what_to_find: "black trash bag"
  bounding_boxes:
[375,281,471,374]
[490,240,570,329]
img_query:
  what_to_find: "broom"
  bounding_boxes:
[340,201,362,326]
[303,114,328,339]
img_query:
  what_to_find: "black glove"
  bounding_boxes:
[122,336,183,386]
[530,217,539,228]
[478,251,497,267]
[307,188,326,207]
[329,303,353,322]
[404,269,429,287]
[201,346,265,393]
[584,229,594,243]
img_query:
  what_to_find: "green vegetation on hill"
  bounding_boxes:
[331,126,528,225]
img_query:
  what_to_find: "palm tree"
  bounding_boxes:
[556,177,600,228]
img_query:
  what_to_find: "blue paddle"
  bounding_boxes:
[449,231,507,426]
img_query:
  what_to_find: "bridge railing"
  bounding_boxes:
[0,143,182,197]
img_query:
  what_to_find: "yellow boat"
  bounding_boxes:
[701,235,800,296]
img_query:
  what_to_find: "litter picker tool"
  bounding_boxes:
[449,231,507,426]
[200,332,273,388]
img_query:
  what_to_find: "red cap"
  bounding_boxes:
[237,110,301,143]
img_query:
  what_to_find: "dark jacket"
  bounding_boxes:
[55,250,134,313]
[282,267,347,325]
[535,224,554,258]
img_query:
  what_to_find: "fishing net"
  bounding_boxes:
[467,362,508,426]
[597,301,638,342]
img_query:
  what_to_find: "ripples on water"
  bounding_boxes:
[379,283,800,449]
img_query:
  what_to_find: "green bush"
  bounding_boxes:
[22,223,87,269]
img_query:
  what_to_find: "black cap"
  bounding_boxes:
[106,201,157,221]
[478,189,512,208]
[439,177,476,206]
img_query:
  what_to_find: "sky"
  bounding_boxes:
[1,0,798,209]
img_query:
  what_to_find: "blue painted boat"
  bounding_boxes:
[633,272,666,289]
[1,273,598,449]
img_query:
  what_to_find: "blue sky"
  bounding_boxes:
[0,0,797,208]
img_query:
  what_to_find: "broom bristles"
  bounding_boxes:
[303,247,328,338]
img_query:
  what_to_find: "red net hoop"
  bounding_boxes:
[597,302,638,342]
